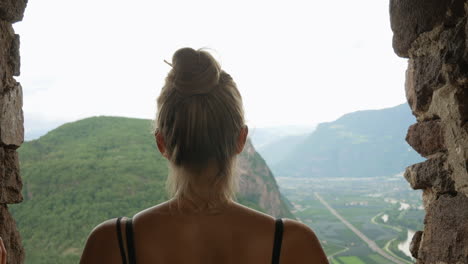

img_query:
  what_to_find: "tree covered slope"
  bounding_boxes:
[10,116,292,264]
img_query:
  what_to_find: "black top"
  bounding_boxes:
[116,217,284,264]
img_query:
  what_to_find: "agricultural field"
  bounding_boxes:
[277,174,424,264]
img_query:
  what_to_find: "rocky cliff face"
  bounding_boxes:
[0,1,27,263]
[390,1,468,263]
[237,139,292,218]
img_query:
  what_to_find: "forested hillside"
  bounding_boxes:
[10,116,292,264]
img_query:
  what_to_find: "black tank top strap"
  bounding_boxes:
[125,218,137,264]
[116,217,128,264]
[119,216,281,264]
[271,218,284,264]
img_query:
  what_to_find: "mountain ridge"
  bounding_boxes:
[272,103,425,178]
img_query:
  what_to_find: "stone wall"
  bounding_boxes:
[390,1,468,263]
[0,0,27,263]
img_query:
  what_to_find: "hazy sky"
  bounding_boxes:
[14,0,407,129]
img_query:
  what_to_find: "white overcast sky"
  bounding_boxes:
[14,0,407,129]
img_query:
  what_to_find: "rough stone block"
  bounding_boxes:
[0,82,24,148]
[0,147,22,204]
[406,120,445,157]
[406,19,468,116]
[439,19,468,81]
[0,0,28,23]
[422,188,436,211]
[390,0,464,58]
[0,204,24,264]
[9,34,20,76]
[405,56,443,115]
[404,61,418,115]
[410,230,423,259]
[404,155,454,193]
[0,20,18,94]
[418,193,468,263]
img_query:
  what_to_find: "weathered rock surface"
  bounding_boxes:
[406,120,445,157]
[410,230,423,259]
[422,188,437,211]
[392,1,468,263]
[0,205,24,264]
[456,86,468,129]
[426,84,468,196]
[406,19,468,116]
[405,44,444,114]
[0,82,24,148]
[0,3,26,263]
[10,34,20,76]
[0,0,28,23]
[0,20,19,94]
[237,140,291,218]
[404,155,454,193]
[390,0,465,58]
[0,147,23,204]
[418,194,468,264]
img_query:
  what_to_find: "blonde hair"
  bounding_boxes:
[154,48,245,211]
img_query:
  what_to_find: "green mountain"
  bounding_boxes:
[272,104,425,178]
[10,116,292,264]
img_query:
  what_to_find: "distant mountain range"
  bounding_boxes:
[257,133,310,166]
[266,104,424,178]
[11,116,292,264]
[249,125,316,149]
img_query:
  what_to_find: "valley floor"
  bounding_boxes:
[277,175,423,264]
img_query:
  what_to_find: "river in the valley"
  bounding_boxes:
[398,229,415,260]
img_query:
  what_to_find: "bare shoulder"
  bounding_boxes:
[281,218,329,264]
[231,202,275,220]
[80,218,121,264]
[282,218,319,239]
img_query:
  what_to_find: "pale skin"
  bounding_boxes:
[80,126,329,264]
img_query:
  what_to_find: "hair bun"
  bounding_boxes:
[170,48,221,96]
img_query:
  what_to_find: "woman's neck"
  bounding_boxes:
[168,161,234,214]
